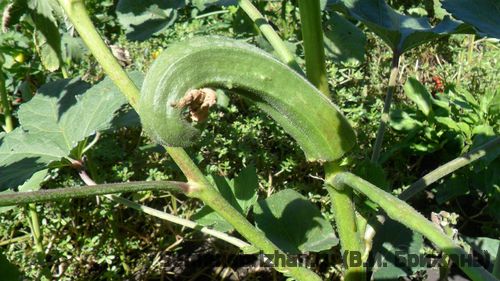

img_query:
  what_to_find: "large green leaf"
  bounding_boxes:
[253,189,338,254]
[116,0,185,41]
[192,166,259,232]
[372,219,425,280]
[0,73,143,193]
[323,12,366,64]
[442,0,500,39]
[404,77,434,117]
[340,0,469,53]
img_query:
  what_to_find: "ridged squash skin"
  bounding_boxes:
[139,36,356,162]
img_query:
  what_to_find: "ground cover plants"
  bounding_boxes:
[0,0,499,280]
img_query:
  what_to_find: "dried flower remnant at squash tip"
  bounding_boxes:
[171,88,217,122]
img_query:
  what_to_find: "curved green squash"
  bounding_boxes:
[139,36,355,162]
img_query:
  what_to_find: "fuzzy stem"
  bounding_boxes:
[0,181,187,206]
[331,172,498,281]
[57,0,139,108]
[363,137,500,261]
[57,1,320,279]
[399,136,500,200]
[0,70,14,132]
[238,0,303,74]
[297,0,329,96]
[371,52,400,162]
[325,162,365,281]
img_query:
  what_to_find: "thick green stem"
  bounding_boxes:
[325,162,365,281]
[0,71,14,132]
[371,52,400,162]
[57,1,320,279]
[363,136,500,262]
[331,172,498,281]
[399,136,500,200]
[297,0,329,96]
[0,181,187,206]
[238,0,303,74]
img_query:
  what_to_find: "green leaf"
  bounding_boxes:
[116,0,185,41]
[480,88,500,118]
[389,109,422,131]
[435,117,461,132]
[340,0,469,53]
[233,166,260,213]
[192,166,259,232]
[432,0,449,20]
[0,73,143,192]
[442,0,500,39]
[323,12,366,64]
[354,160,389,191]
[0,169,48,213]
[0,127,65,191]
[463,236,499,270]
[253,189,338,254]
[372,219,424,280]
[404,77,434,116]
[28,0,63,72]
[33,29,60,72]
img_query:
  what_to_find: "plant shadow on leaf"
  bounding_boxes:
[371,218,424,280]
[323,12,366,65]
[0,157,46,192]
[35,78,90,120]
[116,0,184,41]
[253,190,338,254]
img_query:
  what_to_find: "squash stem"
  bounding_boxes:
[325,162,365,281]
[297,0,330,96]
